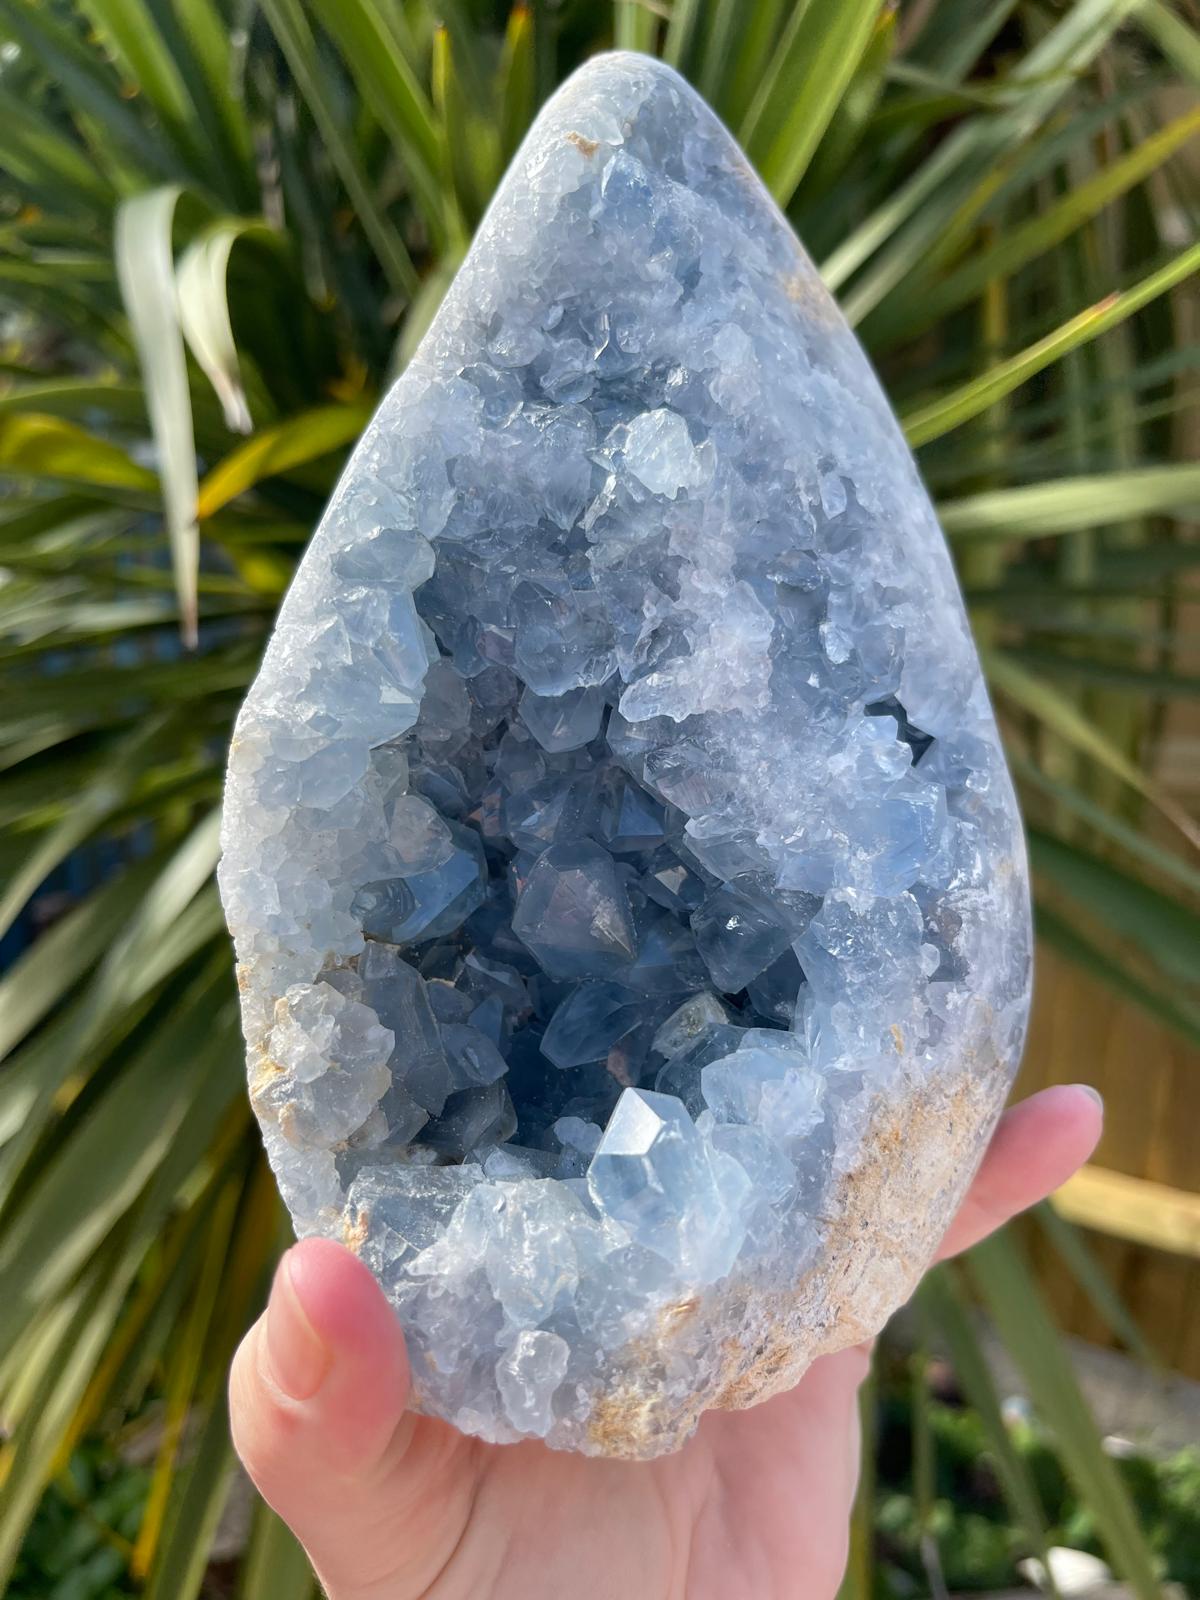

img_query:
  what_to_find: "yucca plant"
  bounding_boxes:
[0,1,1196,1595]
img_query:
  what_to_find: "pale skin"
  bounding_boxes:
[230,1082,1102,1600]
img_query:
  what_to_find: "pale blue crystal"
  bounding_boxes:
[222,53,1032,1458]
[588,1088,751,1283]
[511,839,638,979]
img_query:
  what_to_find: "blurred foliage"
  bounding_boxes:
[0,0,1196,1594]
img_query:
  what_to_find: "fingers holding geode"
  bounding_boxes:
[934,1084,1103,1263]
[230,1237,411,1519]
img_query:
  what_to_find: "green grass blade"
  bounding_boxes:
[723,0,787,127]
[919,1266,1059,1582]
[876,104,1200,345]
[1029,828,1200,990]
[0,1252,135,1588]
[0,853,162,1062]
[0,968,239,1353]
[662,0,703,72]
[1012,756,1200,900]
[498,4,537,165]
[114,187,201,646]
[0,87,115,215]
[967,1230,1162,1600]
[986,650,1200,851]
[139,1371,238,1600]
[0,717,169,944]
[822,0,1142,305]
[904,242,1200,445]
[613,0,658,53]
[305,0,444,244]
[74,0,193,145]
[1037,903,1200,1048]
[1033,1203,1160,1368]
[256,0,418,299]
[1139,0,1200,86]
[742,0,883,208]
[695,0,745,104]
[239,1502,317,1600]
[0,0,183,188]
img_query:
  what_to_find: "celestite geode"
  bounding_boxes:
[219,53,1032,1458]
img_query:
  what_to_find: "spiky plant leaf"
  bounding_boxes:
[1,1,1194,1591]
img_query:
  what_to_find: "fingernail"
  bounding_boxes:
[264,1249,331,1400]
[1074,1083,1104,1112]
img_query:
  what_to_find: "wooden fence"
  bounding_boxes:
[1019,945,1200,1379]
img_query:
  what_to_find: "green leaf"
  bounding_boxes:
[239,1502,317,1600]
[0,852,163,1064]
[0,1250,136,1586]
[0,87,115,214]
[0,966,239,1356]
[662,0,703,72]
[822,0,1143,314]
[256,0,419,299]
[985,650,1200,851]
[498,4,537,166]
[904,242,1200,446]
[1139,0,1200,87]
[196,402,373,518]
[723,0,787,127]
[1037,904,1200,1049]
[967,1231,1162,1600]
[0,716,172,945]
[1029,828,1200,991]
[875,105,1200,346]
[0,413,156,493]
[940,465,1200,539]
[1012,756,1200,901]
[919,1267,1059,1583]
[613,0,658,53]
[304,0,444,243]
[741,0,883,207]
[114,187,201,646]
[0,0,183,189]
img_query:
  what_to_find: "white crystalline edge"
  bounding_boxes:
[219,52,1032,1453]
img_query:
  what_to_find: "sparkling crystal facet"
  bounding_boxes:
[220,53,1032,1458]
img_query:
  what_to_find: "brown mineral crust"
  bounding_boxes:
[342,1204,370,1253]
[585,1061,1007,1459]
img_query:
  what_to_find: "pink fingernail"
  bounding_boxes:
[264,1249,331,1400]
[1074,1083,1103,1112]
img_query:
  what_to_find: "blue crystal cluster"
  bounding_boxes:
[220,53,1032,1457]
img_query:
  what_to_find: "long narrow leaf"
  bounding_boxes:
[197,402,373,518]
[967,1231,1161,1600]
[114,187,201,645]
[905,242,1200,445]
[986,650,1200,851]
[940,465,1200,539]
[742,0,883,207]
[177,221,276,435]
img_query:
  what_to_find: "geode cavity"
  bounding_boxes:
[219,52,1032,1458]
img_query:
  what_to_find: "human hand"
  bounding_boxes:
[230,1083,1101,1600]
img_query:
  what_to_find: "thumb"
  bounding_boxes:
[229,1236,416,1595]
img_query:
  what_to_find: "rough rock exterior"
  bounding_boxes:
[219,52,1032,1458]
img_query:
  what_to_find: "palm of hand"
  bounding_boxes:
[230,1085,1100,1600]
